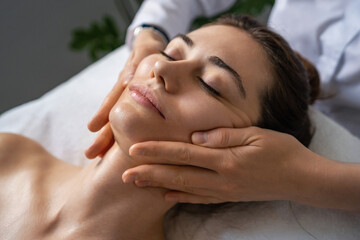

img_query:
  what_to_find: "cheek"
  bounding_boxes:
[172,93,234,133]
[108,88,236,144]
[109,89,187,144]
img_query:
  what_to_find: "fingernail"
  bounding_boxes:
[123,172,137,183]
[135,180,150,187]
[192,132,207,144]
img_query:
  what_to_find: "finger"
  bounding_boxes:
[122,164,218,195]
[191,126,264,148]
[87,76,129,132]
[165,191,223,204]
[129,141,223,171]
[85,123,114,159]
[88,41,165,132]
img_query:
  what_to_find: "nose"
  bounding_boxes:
[152,59,197,93]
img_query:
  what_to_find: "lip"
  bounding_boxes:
[129,84,165,119]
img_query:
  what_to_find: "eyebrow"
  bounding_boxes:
[173,33,246,98]
[173,33,194,47]
[208,56,246,98]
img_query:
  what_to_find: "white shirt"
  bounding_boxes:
[268,0,360,138]
[126,0,236,46]
[127,0,360,138]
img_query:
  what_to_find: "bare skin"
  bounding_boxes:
[0,133,174,240]
[125,127,360,212]
[86,29,167,159]
[87,22,360,212]
[1,25,273,239]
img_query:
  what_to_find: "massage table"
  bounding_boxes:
[1,46,359,239]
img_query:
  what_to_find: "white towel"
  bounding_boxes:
[1,46,359,239]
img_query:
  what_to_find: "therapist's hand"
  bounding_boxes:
[86,29,167,159]
[123,127,314,204]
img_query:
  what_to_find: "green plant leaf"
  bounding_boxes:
[69,14,124,61]
[192,0,275,29]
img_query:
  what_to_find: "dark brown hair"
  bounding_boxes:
[211,14,320,147]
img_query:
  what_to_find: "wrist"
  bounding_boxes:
[134,24,169,43]
[285,151,358,211]
[278,147,321,203]
[133,25,168,50]
[133,29,167,52]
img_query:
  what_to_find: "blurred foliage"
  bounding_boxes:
[192,0,275,29]
[69,0,274,62]
[69,15,124,61]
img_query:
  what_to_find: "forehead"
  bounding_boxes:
[189,25,254,49]
[188,25,268,69]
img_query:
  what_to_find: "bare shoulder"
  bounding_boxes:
[0,132,47,155]
[0,133,50,172]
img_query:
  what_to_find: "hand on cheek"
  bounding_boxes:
[122,127,312,204]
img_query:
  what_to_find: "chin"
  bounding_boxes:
[109,91,194,150]
[109,96,170,149]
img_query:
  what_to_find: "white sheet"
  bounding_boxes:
[0,45,359,239]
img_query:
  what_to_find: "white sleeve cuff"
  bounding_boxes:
[126,0,236,49]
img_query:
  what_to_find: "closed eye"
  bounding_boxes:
[160,51,221,97]
[198,77,221,97]
[160,51,176,61]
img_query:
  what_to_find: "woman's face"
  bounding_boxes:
[110,25,273,145]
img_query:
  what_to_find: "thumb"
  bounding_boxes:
[191,126,262,148]
[87,69,131,132]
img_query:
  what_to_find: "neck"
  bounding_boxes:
[44,143,174,240]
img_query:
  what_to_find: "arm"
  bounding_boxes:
[123,127,360,212]
[126,0,236,48]
[295,154,360,211]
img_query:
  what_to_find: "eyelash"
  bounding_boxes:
[160,51,221,97]
[160,51,176,61]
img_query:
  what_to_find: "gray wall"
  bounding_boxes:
[0,0,128,114]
